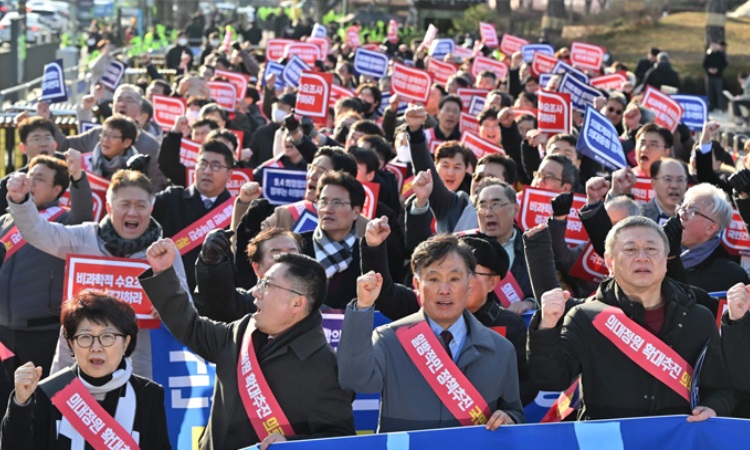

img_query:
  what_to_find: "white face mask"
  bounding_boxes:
[210,39,220,47]
[272,107,287,124]
[396,145,411,162]
[178,38,188,46]
[185,109,200,125]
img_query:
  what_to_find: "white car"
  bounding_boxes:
[27,7,68,34]
[0,11,53,44]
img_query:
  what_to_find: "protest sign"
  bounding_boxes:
[570,42,605,71]
[456,88,488,113]
[295,72,331,119]
[283,42,322,67]
[672,94,708,132]
[307,37,329,60]
[517,187,589,246]
[531,52,558,77]
[207,81,237,111]
[552,60,589,83]
[537,90,571,134]
[40,59,67,103]
[641,86,684,132]
[353,48,390,78]
[460,131,506,158]
[262,169,307,205]
[388,20,399,43]
[558,73,601,112]
[428,38,455,60]
[500,34,528,56]
[152,95,186,131]
[362,182,380,220]
[281,55,311,88]
[264,62,286,89]
[100,60,126,91]
[391,63,431,103]
[311,23,327,38]
[427,58,458,85]
[346,25,360,48]
[722,209,750,256]
[180,138,201,167]
[590,72,629,91]
[479,22,498,47]
[468,96,486,116]
[215,69,250,100]
[59,189,106,222]
[470,56,508,80]
[266,38,294,61]
[330,84,354,108]
[423,24,438,46]
[460,112,479,135]
[576,105,627,171]
[631,178,655,205]
[522,44,554,63]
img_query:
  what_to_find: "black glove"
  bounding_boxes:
[551,192,574,217]
[125,154,151,174]
[300,116,316,138]
[200,229,235,265]
[661,216,683,258]
[729,169,750,195]
[282,113,300,133]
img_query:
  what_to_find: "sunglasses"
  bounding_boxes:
[607,107,623,115]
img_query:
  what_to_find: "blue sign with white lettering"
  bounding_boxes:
[263,62,286,89]
[379,92,408,116]
[262,168,308,205]
[539,73,554,89]
[292,209,318,234]
[521,44,554,63]
[100,60,127,91]
[281,55,310,88]
[577,105,626,171]
[558,73,602,112]
[428,39,455,60]
[354,48,390,79]
[672,94,708,131]
[40,58,67,103]
[552,60,589,84]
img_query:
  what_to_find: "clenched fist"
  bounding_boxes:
[146,238,178,274]
[6,172,32,204]
[365,216,391,247]
[539,288,570,330]
[356,271,383,310]
[14,362,43,405]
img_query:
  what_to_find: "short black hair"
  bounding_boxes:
[349,146,380,174]
[358,134,393,163]
[478,70,497,81]
[29,155,70,199]
[316,170,366,209]
[350,120,384,138]
[477,153,518,186]
[435,141,472,166]
[192,118,221,131]
[636,123,674,149]
[19,116,56,144]
[411,234,476,276]
[356,83,382,105]
[336,97,363,114]
[200,140,235,168]
[275,252,328,312]
[478,107,499,126]
[205,128,239,151]
[315,147,357,178]
[439,94,462,111]
[103,115,138,144]
[140,99,154,121]
[544,154,579,188]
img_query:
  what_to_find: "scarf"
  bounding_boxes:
[253,311,323,361]
[680,235,722,270]
[98,215,162,257]
[313,226,357,278]
[90,143,138,179]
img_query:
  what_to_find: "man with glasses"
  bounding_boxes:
[142,241,355,450]
[677,183,748,292]
[530,154,578,194]
[646,158,689,225]
[632,123,673,178]
[88,116,140,180]
[151,140,235,291]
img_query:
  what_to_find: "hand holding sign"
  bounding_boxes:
[14,110,29,126]
[585,176,610,205]
[14,362,43,405]
[146,238,177,274]
[540,288,570,330]
[365,216,391,247]
[700,121,720,146]
[356,271,383,310]
[404,104,428,132]
[66,149,83,181]
[727,282,750,321]
[260,433,287,450]
[486,409,515,430]
[7,173,32,204]
[36,101,51,120]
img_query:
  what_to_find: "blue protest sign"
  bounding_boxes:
[552,59,589,83]
[468,96,486,116]
[291,209,318,234]
[78,122,100,134]
[100,60,127,91]
[379,92,408,116]
[521,44,554,63]
[539,73,554,89]
[281,55,310,88]
[262,168,307,205]
[428,38,455,60]
[40,58,67,103]
[558,73,602,112]
[577,105,626,171]
[263,61,286,89]
[312,23,327,38]
[354,48,390,78]
[672,94,708,131]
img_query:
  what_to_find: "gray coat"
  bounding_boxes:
[0,176,93,330]
[338,306,524,432]
[7,196,192,378]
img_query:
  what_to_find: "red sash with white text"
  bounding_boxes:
[50,378,140,450]
[237,325,295,440]
[592,306,693,401]
[396,321,491,426]
[1,206,66,260]
[172,197,235,256]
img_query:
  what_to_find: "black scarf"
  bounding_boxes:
[252,310,323,361]
[98,216,162,257]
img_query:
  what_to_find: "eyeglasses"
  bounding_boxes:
[607,107,623,115]
[476,200,510,212]
[474,271,498,277]
[254,278,304,296]
[533,172,563,184]
[71,333,125,348]
[307,164,330,177]
[677,205,716,223]
[196,160,229,172]
[317,198,351,210]
[655,176,687,185]
[115,96,141,105]
[27,135,55,144]
[637,140,668,151]
[100,133,123,141]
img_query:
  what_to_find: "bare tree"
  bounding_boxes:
[543,0,566,42]
[497,0,512,31]
[706,0,727,46]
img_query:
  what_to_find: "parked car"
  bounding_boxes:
[27,7,68,35]
[0,11,53,44]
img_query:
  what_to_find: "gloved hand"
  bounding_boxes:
[300,116,317,138]
[661,216,683,258]
[729,169,750,196]
[200,229,235,264]
[283,113,300,134]
[551,192,574,217]
[125,154,151,175]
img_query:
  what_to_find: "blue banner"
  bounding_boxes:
[672,94,708,132]
[577,105,627,171]
[262,168,307,205]
[312,23,327,38]
[263,62,286,89]
[428,39,455,60]
[538,73,553,90]
[522,44,554,63]
[78,122,100,134]
[558,73,602,112]
[40,58,67,103]
[282,55,310,88]
[379,92,408,116]
[552,60,589,84]
[291,209,318,234]
[354,48,390,79]
[238,415,750,450]
[100,60,127,91]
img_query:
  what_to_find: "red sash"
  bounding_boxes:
[288,200,316,221]
[592,306,693,401]
[569,242,609,283]
[0,340,14,361]
[50,378,140,450]
[237,325,295,440]
[540,377,580,423]
[172,197,235,256]
[1,206,66,260]
[494,272,524,308]
[396,321,491,426]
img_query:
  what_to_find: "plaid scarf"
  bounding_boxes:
[313,226,357,278]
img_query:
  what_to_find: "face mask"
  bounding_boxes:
[361,101,373,112]
[178,38,188,46]
[210,39,220,47]
[86,38,95,46]
[272,107,287,124]
[396,145,411,162]
[185,109,200,125]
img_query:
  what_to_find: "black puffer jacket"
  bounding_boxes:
[528,277,733,420]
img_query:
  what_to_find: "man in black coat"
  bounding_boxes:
[142,243,355,450]
[721,281,750,418]
[635,47,659,86]
[642,52,681,92]
[151,140,234,291]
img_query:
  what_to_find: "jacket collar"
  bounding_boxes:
[595,277,695,323]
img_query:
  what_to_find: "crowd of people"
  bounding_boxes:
[1,9,750,450]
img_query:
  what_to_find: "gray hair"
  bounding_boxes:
[604,216,669,257]
[472,177,516,206]
[113,84,144,101]
[682,183,733,233]
[605,196,641,218]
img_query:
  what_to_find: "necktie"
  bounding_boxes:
[203,199,213,210]
[440,330,453,361]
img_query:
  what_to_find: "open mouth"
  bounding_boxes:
[89,357,105,367]
[639,155,649,164]
[668,192,681,201]
[117,109,128,116]
[124,220,140,230]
